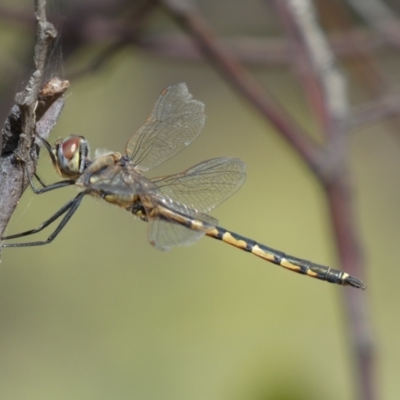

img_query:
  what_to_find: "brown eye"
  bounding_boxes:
[61,136,81,160]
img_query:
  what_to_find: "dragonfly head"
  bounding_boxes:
[52,135,90,179]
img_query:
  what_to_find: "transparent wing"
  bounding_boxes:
[152,158,246,213]
[85,156,246,226]
[126,83,205,171]
[148,219,209,251]
[146,195,218,251]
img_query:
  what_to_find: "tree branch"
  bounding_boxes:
[161,0,325,176]
[275,1,374,399]
[0,0,69,243]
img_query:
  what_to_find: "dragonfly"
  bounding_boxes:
[1,83,365,289]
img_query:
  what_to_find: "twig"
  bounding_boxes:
[0,0,68,241]
[68,0,157,80]
[274,0,349,142]
[275,1,374,400]
[160,0,324,176]
[347,0,400,48]
[350,95,400,129]
[138,29,385,65]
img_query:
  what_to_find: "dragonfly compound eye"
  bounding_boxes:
[56,135,88,177]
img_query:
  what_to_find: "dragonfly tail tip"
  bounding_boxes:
[346,275,366,290]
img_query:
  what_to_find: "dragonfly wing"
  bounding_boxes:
[148,219,207,251]
[148,213,217,251]
[152,158,246,213]
[144,193,218,250]
[126,83,205,171]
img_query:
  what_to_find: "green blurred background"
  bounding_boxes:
[1,1,400,399]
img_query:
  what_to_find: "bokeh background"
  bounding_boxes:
[1,1,400,399]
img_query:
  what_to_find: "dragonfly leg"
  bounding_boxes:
[1,192,85,247]
[28,171,75,194]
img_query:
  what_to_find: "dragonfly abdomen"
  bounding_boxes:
[206,226,366,289]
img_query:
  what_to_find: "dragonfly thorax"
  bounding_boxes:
[53,135,89,179]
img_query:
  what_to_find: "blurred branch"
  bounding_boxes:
[160,0,323,175]
[0,5,33,27]
[0,1,68,241]
[0,4,392,64]
[68,39,128,80]
[347,0,400,48]
[138,29,385,65]
[350,95,400,129]
[275,0,349,143]
[319,1,400,144]
[68,0,157,79]
[275,1,374,400]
